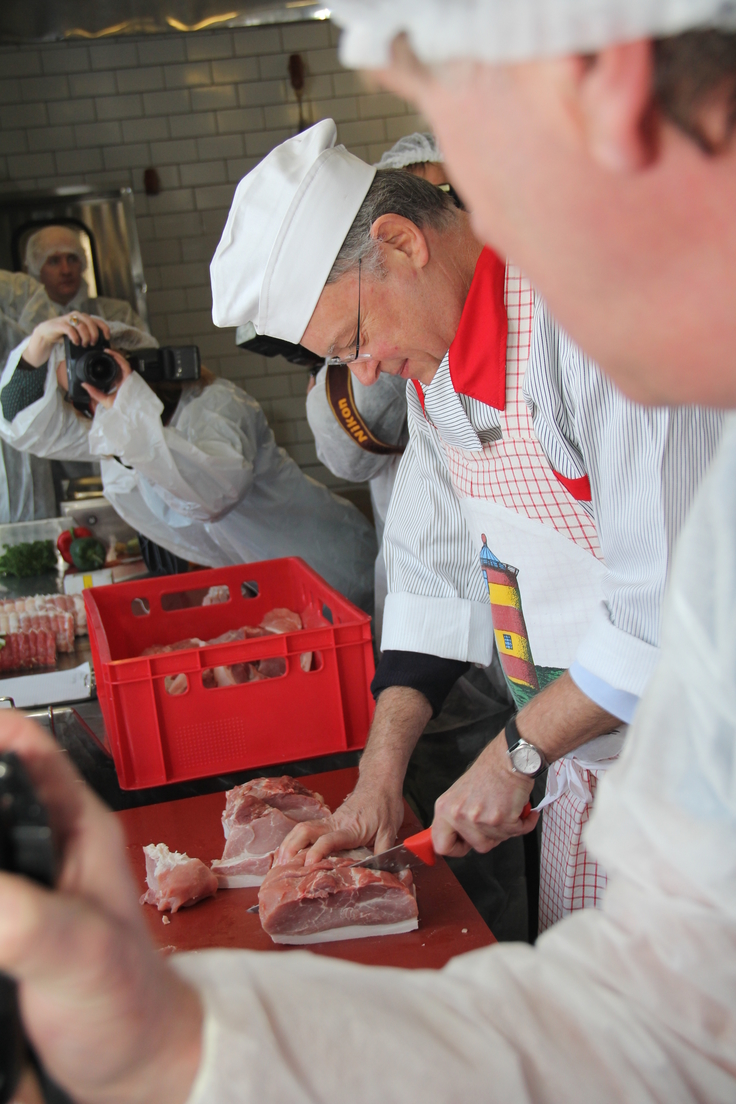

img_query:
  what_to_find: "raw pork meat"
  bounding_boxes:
[0,594,87,637]
[0,613,56,671]
[201,585,230,606]
[242,776,330,822]
[211,795,298,887]
[211,777,331,888]
[144,606,315,690]
[164,672,189,696]
[258,851,419,944]
[140,842,218,913]
[260,608,302,634]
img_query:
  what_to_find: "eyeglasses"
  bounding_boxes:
[325,258,374,367]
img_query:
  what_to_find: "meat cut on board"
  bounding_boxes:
[258,851,419,944]
[140,842,218,913]
[211,776,331,888]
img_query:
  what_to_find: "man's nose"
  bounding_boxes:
[351,359,380,387]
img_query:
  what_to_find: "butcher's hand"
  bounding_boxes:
[432,732,539,858]
[277,685,433,866]
[276,776,406,866]
[0,710,202,1104]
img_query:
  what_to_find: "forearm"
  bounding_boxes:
[358,685,433,792]
[514,670,620,761]
[90,374,251,521]
[277,685,433,861]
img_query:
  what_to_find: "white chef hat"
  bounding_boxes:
[210,119,376,343]
[330,0,736,69]
[375,132,444,170]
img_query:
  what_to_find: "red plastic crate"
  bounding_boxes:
[84,558,375,789]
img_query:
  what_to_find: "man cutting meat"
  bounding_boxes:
[0,5,735,1100]
[214,118,722,932]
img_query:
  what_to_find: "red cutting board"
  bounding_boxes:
[118,766,496,969]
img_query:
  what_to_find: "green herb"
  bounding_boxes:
[0,539,57,578]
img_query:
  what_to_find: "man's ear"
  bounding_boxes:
[370,213,430,269]
[577,40,658,171]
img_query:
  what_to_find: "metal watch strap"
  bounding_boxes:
[504,715,549,775]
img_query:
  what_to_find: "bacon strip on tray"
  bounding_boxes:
[0,593,87,636]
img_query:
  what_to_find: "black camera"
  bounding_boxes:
[64,335,201,414]
[0,752,70,1104]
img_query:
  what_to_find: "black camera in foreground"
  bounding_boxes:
[64,334,201,414]
[0,752,70,1104]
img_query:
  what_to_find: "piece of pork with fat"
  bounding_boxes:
[258,851,419,944]
[211,777,331,888]
[242,775,330,822]
[211,794,297,887]
[140,843,218,914]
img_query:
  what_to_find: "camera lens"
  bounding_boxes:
[82,352,118,393]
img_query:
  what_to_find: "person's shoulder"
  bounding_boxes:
[185,375,264,417]
[91,297,149,331]
[0,270,42,297]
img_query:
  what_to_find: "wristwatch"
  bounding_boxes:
[504,715,549,778]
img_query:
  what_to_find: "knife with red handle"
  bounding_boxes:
[351,803,532,874]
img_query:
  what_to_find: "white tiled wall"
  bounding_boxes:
[0,20,425,487]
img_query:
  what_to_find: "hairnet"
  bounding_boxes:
[24,226,87,279]
[375,132,444,170]
[330,0,736,68]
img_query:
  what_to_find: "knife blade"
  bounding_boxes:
[350,827,436,874]
[351,802,533,874]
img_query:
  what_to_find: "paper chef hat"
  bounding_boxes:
[330,0,736,68]
[210,119,376,343]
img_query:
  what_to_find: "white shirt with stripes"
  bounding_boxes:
[381,275,724,722]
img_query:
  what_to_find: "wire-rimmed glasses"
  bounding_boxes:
[325,258,373,368]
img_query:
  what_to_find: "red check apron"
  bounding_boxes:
[415,253,618,932]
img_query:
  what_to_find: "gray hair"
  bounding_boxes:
[327,169,457,284]
[24,225,87,278]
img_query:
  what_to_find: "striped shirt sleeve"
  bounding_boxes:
[381,384,494,663]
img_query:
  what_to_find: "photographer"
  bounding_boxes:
[0,313,376,611]
[23,225,149,332]
[0,273,57,522]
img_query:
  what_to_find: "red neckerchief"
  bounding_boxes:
[412,245,506,413]
[412,248,591,502]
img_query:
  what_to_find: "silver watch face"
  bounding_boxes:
[510,741,542,775]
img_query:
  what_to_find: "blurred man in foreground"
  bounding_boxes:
[1,3,736,1102]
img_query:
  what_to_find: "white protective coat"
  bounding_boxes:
[0,271,58,521]
[54,281,149,332]
[0,338,377,610]
[169,416,736,1103]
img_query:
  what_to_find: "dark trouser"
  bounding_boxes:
[403,713,536,943]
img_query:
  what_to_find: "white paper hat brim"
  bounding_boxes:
[331,0,736,69]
